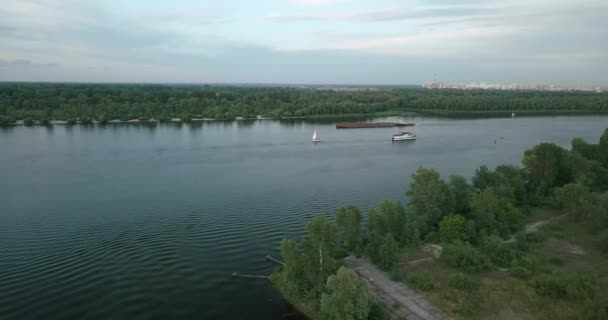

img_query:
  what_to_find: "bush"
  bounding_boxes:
[441,241,490,272]
[548,257,564,266]
[454,295,481,317]
[390,264,402,281]
[510,254,541,272]
[0,115,11,126]
[597,230,608,254]
[448,272,478,291]
[481,235,513,267]
[439,214,468,243]
[405,272,438,291]
[531,272,597,300]
[368,302,388,320]
[510,266,532,279]
[524,232,545,243]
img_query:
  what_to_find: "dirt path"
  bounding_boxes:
[345,257,453,320]
[505,213,566,243]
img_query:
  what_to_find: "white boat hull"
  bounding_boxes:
[312,138,320,142]
[392,135,416,141]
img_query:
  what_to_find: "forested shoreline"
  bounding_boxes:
[274,129,608,320]
[1,83,607,125]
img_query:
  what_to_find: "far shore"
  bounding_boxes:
[3,109,608,126]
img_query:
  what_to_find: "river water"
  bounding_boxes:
[1,115,606,319]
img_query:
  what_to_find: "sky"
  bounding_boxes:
[0,0,606,85]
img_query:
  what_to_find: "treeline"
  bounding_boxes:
[276,128,608,319]
[1,83,607,125]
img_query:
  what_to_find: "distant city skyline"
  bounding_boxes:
[425,80,606,92]
[1,0,607,85]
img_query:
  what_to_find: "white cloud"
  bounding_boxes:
[275,26,523,58]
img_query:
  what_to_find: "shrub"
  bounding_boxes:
[510,254,541,273]
[448,272,478,291]
[441,241,490,272]
[405,272,438,291]
[0,115,11,126]
[531,272,597,300]
[524,232,545,243]
[548,257,564,266]
[390,264,402,281]
[481,235,513,267]
[454,295,480,317]
[510,266,532,279]
[597,230,608,254]
[368,302,388,320]
[439,214,467,243]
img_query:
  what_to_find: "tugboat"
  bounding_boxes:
[312,130,320,143]
[392,131,416,141]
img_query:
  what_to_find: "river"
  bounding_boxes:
[1,115,606,319]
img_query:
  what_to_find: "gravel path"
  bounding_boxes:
[345,257,453,320]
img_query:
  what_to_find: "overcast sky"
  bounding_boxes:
[0,0,606,85]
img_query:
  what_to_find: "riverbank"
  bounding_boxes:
[0,110,406,126]
[406,109,608,118]
[270,270,318,320]
[4,108,608,127]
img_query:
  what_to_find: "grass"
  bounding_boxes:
[397,207,608,319]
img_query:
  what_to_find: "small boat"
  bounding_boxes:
[392,132,416,141]
[312,130,320,143]
[511,112,516,117]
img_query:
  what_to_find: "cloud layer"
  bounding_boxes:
[0,0,606,84]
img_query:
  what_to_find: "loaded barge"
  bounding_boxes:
[336,122,415,129]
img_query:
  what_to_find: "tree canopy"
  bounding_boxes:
[336,206,362,250]
[320,267,370,320]
[1,83,607,124]
[406,167,451,234]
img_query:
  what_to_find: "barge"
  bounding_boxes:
[336,122,415,129]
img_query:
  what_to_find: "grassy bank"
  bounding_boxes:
[394,207,608,320]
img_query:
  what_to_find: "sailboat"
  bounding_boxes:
[312,130,320,143]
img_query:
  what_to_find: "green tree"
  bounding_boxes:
[472,165,497,191]
[494,200,523,238]
[303,215,338,291]
[448,175,472,214]
[572,137,599,161]
[279,239,307,297]
[553,183,595,221]
[470,188,499,235]
[494,165,527,205]
[367,200,407,243]
[377,233,399,270]
[336,205,362,250]
[523,142,571,194]
[471,188,522,238]
[320,267,370,320]
[439,214,468,243]
[406,167,451,234]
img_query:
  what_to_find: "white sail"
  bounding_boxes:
[312,130,319,142]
